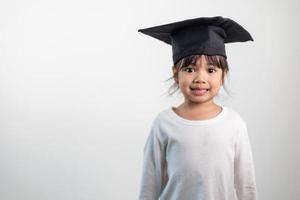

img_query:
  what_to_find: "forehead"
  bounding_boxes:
[194,56,216,65]
[188,60,217,68]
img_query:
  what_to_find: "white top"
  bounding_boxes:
[138,105,258,200]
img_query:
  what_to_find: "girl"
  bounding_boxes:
[138,16,258,200]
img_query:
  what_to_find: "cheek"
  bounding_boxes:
[211,81,223,92]
[211,80,221,87]
[178,81,189,89]
[211,74,223,85]
[178,76,192,87]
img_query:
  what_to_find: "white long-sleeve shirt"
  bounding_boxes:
[138,106,258,200]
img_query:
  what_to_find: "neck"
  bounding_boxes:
[181,100,218,113]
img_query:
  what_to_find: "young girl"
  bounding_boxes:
[137,16,258,200]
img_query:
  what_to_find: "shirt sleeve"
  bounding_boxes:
[138,121,168,200]
[234,120,258,200]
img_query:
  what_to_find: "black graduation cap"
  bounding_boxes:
[138,16,253,65]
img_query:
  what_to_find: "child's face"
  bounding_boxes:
[173,55,226,105]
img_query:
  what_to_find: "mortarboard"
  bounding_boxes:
[138,16,253,65]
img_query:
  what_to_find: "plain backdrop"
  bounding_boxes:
[0,0,299,199]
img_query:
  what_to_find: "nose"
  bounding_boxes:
[193,70,207,83]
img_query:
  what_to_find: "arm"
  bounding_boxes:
[138,122,168,200]
[234,120,258,200]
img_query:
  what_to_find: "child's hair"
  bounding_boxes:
[165,54,231,97]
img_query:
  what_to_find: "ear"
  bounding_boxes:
[172,67,179,84]
[221,71,228,85]
[172,66,176,74]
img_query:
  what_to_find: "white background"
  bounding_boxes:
[0,0,299,199]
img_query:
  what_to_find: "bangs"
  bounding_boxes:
[175,54,227,70]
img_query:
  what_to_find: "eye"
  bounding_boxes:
[183,67,195,73]
[208,68,217,73]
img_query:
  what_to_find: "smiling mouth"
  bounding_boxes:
[190,88,209,91]
[190,88,209,96]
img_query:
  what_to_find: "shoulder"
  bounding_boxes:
[225,106,247,124]
[146,108,172,141]
[150,107,172,126]
[224,106,248,132]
